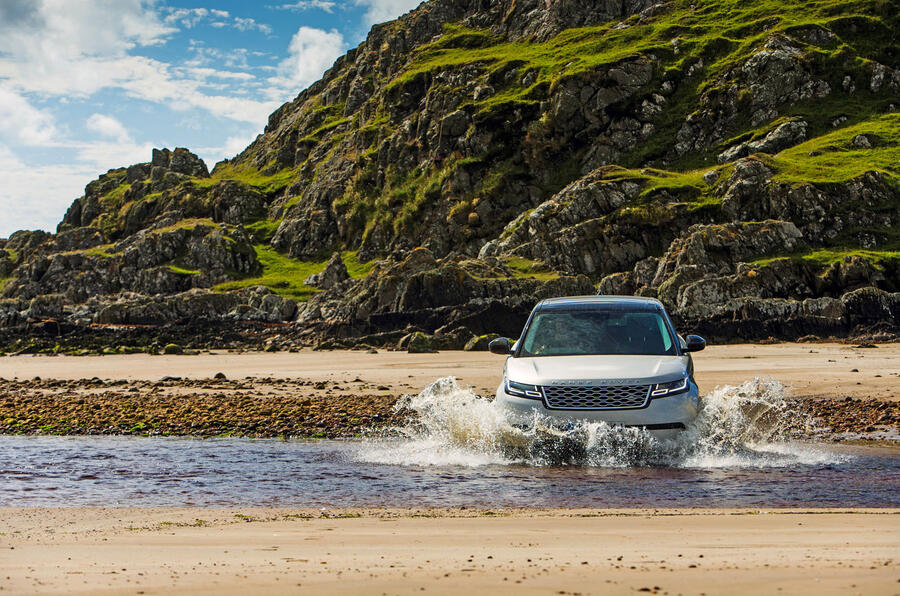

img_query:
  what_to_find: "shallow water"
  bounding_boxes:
[1,378,898,508]
[1,435,898,508]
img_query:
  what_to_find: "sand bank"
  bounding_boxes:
[2,508,898,595]
[0,342,897,400]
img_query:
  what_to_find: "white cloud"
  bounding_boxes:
[187,41,259,69]
[0,136,157,236]
[0,1,281,126]
[355,0,422,25]
[0,1,171,97]
[1,0,174,59]
[0,40,277,125]
[233,17,273,36]
[269,27,346,96]
[197,132,261,167]
[73,140,154,173]
[0,1,392,236]
[0,84,58,145]
[165,7,271,35]
[164,7,210,28]
[0,144,95,236]
[86,113,130,142]
[271,1,336,12]
[186,67,255,82]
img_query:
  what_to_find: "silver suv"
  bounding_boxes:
[490,296,705,439]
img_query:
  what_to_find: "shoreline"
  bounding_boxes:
[3,507,898,594]
[1,343,898,440]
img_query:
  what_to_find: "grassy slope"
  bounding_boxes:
[214,249,377,302]
[221,0,898,292]
[767,113,900,185]
[391,0,895,161]
[58,0,898,297]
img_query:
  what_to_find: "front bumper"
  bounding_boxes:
[495,381,700,440]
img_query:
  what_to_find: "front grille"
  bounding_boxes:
[541,384,651,410]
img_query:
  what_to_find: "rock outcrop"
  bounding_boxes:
[304,253,349,289]
[0,0,897,349]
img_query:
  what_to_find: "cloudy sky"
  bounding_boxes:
[0,0,422,237]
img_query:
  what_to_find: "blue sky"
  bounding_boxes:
[0,0,422,237]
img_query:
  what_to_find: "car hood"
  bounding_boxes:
[505,354,688,385]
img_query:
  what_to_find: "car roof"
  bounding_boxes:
[536,295,665,312]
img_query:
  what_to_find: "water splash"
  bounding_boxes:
[355,377,843,469]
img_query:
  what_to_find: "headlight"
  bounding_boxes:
[651,376,688,397]
[505,379,543,399]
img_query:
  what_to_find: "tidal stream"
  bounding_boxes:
[2,378,897,508]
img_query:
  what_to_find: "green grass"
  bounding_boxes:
[214,245,327,302]
[337,158,461,239]
[391,0,893,117]
[752,248,900,269]
[149,218,217,235]
[801,248,900,268]
[187,0,894,260]
[503,256,560,281]
[0,277,11,292]
[767,113,900,185]
[201,162,297,194]
[99,182,131,212]
[342,251,376,278]
[167,265,201,275]
[41,0,895,269]
[63,244,119,258]
[378,0,896,179]
[245,219,282,243]
[213,246,378,302]
[300,115,353,144]
[600,166,713,199]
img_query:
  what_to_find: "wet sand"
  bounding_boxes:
[1,342,898,400]
[2,508,898,595]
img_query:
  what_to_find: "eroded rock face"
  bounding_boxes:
[676,287,900,342]
[305,253,349,289]
[152,148,210,178]
[297,247,595,338]
[60,148,210,233]
[89,286,295,326]
[717,120,808,163]
[676,38,830,156]
[717,158,897,245]
[3,222,259,302]
[482,172,650,275]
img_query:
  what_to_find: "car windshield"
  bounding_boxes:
[519,309,677,357]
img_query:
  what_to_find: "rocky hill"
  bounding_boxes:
[1,0,899,353]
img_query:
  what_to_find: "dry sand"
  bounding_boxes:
[1,342,898,400]
[2,508,898,595]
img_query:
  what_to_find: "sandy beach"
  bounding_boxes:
[3,344,899,594]
[2,508,898,595]
[0,343,900,399]
[1,342,898,400]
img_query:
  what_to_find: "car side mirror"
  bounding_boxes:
[684,334,706,352]
[488,337,513,355]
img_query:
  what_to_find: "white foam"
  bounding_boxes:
[353,377,846,469]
